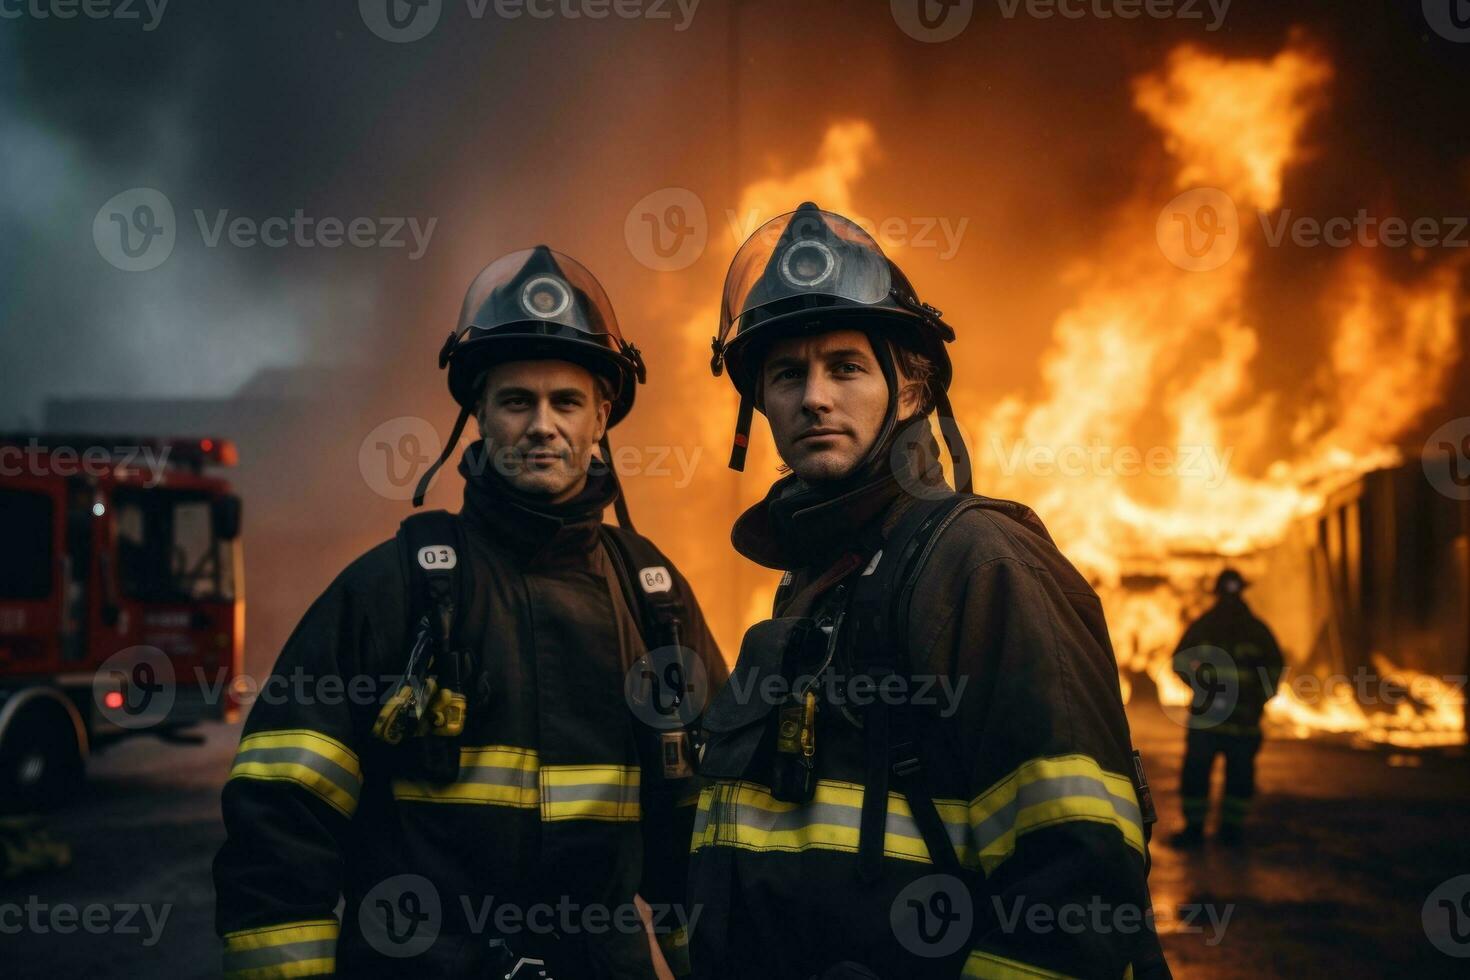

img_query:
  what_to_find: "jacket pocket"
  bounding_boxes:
[697,617,811,780]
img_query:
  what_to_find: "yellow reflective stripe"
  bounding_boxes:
[222,918,338,979]
[392,745,540,806]
[963,948,1074,979]
[659,923,691,977]
[229,730,362,818]
[690,779,973,866]
[969,755,1143,875]
[541,764,641,822]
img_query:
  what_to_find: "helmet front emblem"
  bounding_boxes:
[520,276,573,319]
[779,239,837,289]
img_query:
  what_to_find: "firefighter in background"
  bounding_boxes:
[213,247,725,977]
[1170,568,1284,848]
[689,204,1169,979]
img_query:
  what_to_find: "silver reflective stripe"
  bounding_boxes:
[543,780,638,806]
[454,764,539,791]
[223,938,336,974]
[972,773,1140,852]
[232,745,362,802]
[696,784,969,856]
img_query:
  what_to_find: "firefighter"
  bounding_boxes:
[689,204,1169,979]
[213,246,726,978]
[1170,568,1284,848]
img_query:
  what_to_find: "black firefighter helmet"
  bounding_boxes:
[412,246,648,519]
[710,202,969,490]
[1215,568,1248,596]
[444,246,645,423]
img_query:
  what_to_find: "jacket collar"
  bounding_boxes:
[731,424,950,571]
[457,441,617,563]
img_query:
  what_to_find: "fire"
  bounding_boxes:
[691,40,1463,747]
[955,37,1464,745]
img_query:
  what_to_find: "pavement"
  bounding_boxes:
[2,704,1467,978]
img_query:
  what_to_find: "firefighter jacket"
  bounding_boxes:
[688,443,1167,980]
[214,444,726,978]
[1171,595,1284,737]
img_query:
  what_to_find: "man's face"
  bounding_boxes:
[761,329,918,484]
[476,359,610,503]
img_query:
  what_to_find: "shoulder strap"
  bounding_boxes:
[849,493,983,883]
[396,510,470,650]
[600,526,687,653]
[393,511,472,782]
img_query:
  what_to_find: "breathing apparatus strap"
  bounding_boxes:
[413,404,472,508]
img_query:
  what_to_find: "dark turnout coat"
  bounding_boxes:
[1172,594,1285,736]
[214,450,725,978]
[688,454,1167,980]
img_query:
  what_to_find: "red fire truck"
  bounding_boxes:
[0,434,244,808]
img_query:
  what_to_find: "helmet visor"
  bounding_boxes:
[455,246,624,346]
[717,205,893,350]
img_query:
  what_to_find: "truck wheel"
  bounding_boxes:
[0,702,84,813]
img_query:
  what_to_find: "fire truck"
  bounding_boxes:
[0,434,244,809]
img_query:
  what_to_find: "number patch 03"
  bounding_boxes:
[417,546,457,570]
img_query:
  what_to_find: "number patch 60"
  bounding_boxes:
[639,565,671,594]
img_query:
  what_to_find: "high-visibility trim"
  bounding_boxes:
[690,780,973,867]
[222,918,338,979]
[659,924,691,977]
[969,754,1143,874]
[229,730,362,818]
[962,947,1073,979]
[391,745,539,807]
[541,764,641,822]
[1186,719,1261,735]
[1181,796,1209,819]
[1220,795,1251,825]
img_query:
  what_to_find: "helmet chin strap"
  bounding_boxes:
[599,433,636,531]
[413,404,473,508]
[932,386,974,495]
[727,391,756,472]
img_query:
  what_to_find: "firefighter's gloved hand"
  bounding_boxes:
[814,962,882,980]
